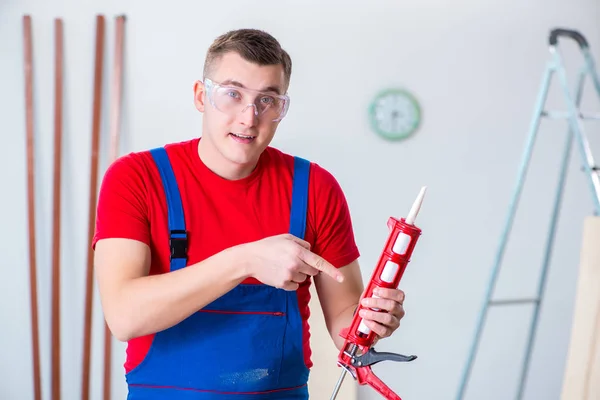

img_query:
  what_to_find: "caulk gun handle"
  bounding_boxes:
[356,366,402,400]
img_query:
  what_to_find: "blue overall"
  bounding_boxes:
[124,147,311,399]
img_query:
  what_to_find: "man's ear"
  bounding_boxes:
[193,80,206,112]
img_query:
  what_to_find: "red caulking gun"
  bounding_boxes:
[329,186,427,400]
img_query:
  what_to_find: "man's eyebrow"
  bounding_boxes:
[220,79,282,95]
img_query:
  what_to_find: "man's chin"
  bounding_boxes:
[222,147,260,167]
[225,137,261,154]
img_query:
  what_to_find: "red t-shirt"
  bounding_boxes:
[92,137,360,373]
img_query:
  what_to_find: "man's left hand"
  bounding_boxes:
[358,287,406,340]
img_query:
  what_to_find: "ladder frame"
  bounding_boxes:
[455,28,600,400]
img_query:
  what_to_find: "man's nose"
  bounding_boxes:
[239,103,258,125]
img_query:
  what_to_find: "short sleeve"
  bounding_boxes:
[92,153,151,249]
[309,163,360,268]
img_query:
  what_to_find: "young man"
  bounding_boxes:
[93,29,407,399]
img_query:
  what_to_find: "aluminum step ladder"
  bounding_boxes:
[455,28,600,400]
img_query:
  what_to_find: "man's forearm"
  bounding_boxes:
[109,246,248,341]
[329,303,359,350]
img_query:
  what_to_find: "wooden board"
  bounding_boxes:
[307,283,357,400]
[560,216,600,400]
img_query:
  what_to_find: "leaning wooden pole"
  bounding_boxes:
[561,216,600,399]
[103,14,126,400]
[51,17,64,400]
[23,14,42,400]
[82,15,105,400]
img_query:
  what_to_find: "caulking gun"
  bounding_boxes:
[329,186,427,400]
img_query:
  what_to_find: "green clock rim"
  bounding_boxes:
[368,88,422,141]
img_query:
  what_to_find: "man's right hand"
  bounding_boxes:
[242,233,345,291]
[95,234,344,341]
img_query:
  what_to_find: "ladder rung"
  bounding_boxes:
[541,110,600,120]
[581,113,600,120]
[488,298,540,306]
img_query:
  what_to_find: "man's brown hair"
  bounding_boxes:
[203,29,292,90]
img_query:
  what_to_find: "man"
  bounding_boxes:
[93,28,406,399]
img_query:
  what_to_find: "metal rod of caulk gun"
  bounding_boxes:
[330,358,350,400]
[330,343,360,400]
[328,187,426,400]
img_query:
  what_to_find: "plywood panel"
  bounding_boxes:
[307,283,358,400]
[561,216,600,400]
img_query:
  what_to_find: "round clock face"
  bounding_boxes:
[369,89,421,141]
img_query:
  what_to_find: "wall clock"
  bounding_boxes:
[368,88,421,141]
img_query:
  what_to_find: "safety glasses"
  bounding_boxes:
[203,78,290,122]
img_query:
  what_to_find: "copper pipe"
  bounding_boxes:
[23,14,42,400]
[82,14,105,400]
[103,14,126,400]
[51,17,64,400]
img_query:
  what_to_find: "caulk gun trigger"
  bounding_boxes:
[350,348,417,367]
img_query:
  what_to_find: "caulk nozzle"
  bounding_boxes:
[405,186,427,225]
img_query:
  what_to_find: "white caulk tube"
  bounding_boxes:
[357,186,427,336]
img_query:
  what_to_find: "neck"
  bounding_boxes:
[197,137,257,181]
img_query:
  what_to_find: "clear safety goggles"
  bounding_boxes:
[203,78,290,122]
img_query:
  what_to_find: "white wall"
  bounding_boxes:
[2,0,600,399]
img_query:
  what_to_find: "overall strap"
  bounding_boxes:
[149,147,188,271]
[289,156,311,240]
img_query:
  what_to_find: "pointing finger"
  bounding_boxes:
[299,248,344,282]
[296,263,321,277]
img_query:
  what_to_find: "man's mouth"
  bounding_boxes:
[229,132,257,143]
[230,133,255,139]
